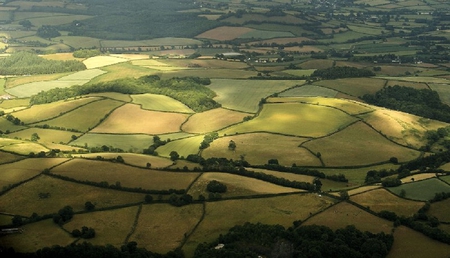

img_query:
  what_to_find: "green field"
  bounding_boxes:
[0,138,48,155]
[318,163,399,185]
[83,56,129,69]
[220,102,358,137]
[8,128,81,144]
[429,83,450,106]
[73,153,174,169]
[131,93,194,113]
[70,133,153,152]
[387,178,450,201]
[156,135,204,158]
[0,150,23,165]
[313,77,387,97]
[181,108,250,134]
[278,85,338,98]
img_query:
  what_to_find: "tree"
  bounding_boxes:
[207,180,227,193]
[228,140,236,151]
[169,151,179,161]
[19,20,33,29]
[144,194,153,203]
[31,133,40,142]
[339,190,349,200]
[313,178,322,192]
[268,159,279,165]
[53,206,74,225]
[84,201,95,211]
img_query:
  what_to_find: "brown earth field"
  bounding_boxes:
[195,26,254,41]
[90,103,190,134]
[181,108,251,133]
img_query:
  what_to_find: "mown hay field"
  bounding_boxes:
[83,56,129,69]
[91,103,189,134]
[13,97,99,124]
[73,153,174,169]
[0,139,48,155]
[303,201,393,233]
[359,109,448,149]
[156,135,204,158]
[35,99,123,132]
[313,77,387,97]
[195,26,254,40]
[130,204,203,253]
[387,226,450,258]
[183,193,335,257]
[0,158,68,190]
[64,206,139,247]
[350,188,424,217]
[70,133,153,153]
[0,175,145,216]
[5,73,69,89]
[220,103,358,138]
[181,108,250,134]
[131,93,194,113]
[89,62,156,83]
[428,198,450,222]
[278,85,337,98]
[0,219,74,254]
[187,172,302,198]
[387,178,450,201]
[304,121,421,166]
[51,159,199,191]
[202,133,321,166]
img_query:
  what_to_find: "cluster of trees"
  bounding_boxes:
[311,66,375,79]
[399,150,450,172]
[199,132,219,150]
[71,226,95,239]
[195,223,394,258]
[0,52,85,75]
[365,169,397,184]
[143,136,168,156]
[72,49,103,58]
[362,86,450,123]
[52,206,74,225]
[168,193,193,207]
[30,76,220,112]
[206,180,227,193]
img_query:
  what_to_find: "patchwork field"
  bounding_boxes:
[73,153,174,169]
[428,198,450,222]
[91,103,189,134]
[314,77,387,97]
[220,103,358,138]
[0,138,48,155]
[428,83,450,106]
[303,121,421,166]
[70,133,153,152]
[195,26,255,41]
[0,150,23,164]
[51,159,200,191]
[83,56,129,69]
[131,93,194,113]
[387,178,450,201]
[207,79,301,113]
[278,85,338,98]
[181,108,250,133]
[155,135,204,158]
[202,133,321,166]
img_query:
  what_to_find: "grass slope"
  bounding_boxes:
[182,108,251,134]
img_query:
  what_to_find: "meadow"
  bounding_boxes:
[195,26,255,41]
[278,85,338,98]
[181,108,250,134]
[429,83,450,106]
[73,153,174,169]
[313,77,387,97]
[131,93,194,113]
[387,178,450,201]
[0,138,48,155]
[70,133,154,152]
[155,135,204,158]
[8,128,80,144]
[428,198,450,223]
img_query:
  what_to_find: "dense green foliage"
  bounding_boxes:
[194,223,394,258]
[29,76,220,112]
[73,49,103,58]
[206,180,227,193]
[362,86,450,122]
[0,52,85,75]
[311,66,375,79]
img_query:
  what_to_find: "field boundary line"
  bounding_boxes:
[123,204,142,245]
[179,202,206,250]
[186,172,204,193]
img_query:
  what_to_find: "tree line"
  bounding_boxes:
[311,66,375,80]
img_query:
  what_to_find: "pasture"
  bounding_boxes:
[101,38,202,48]
[0,214,12,226]
[51,159,200,191]
[83,56,129,69]
[278,85,338,98]
[238,29,294,39]
[155,135,204,158]
[56,36,101,49]
[70,133,153,152]
[35,99,124,132]
[386,80,429,90]
[86,92,132,102]
[350,188,424,217]
[187,172,302,198]
[0,139,48,155]
[428,83,450,106]
[5,73,69,89]
[387,178,450,201]
[13,97,99,124]
[8,128,81,144]
[428,198,450,223]
[181,108,250,134]
[0,118,26,133]
[303,121,421,166]
[318,163,399,185]
[0,158,68,190]
[0,98,30,109]
[195,26,254,41]
[380,76,450,84]
[73,153,174,169]
[64,206,139,247]
[313,77,387,97]
[90,103,189,134]
[202,133,321,166]
[0,150,23,164]
[248,168,315,183]
[131,93,194,113]
[183,193,335,257]
[159,68,256,80]
[89,63,156,83]
[25,14,92,27]
[0,175,145,216]
[220,103,358,138]
[130,204,203,253]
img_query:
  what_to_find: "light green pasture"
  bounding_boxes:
[70,133,153,152]
[26,14,92,27]
[0,117,26,133]
[0,138,48,155]
[156,135,204,158]
[8,128,81,144]
[131,93,194,113]
[388,178,450,201]
[314,77,387,97]
[278,85,338,98]
[428,83,450,106]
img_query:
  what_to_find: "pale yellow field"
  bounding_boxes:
[5,73,70,88]
[73,153,174,168]
[8,128,82,144]
[130,204,203,253]
[350,188,424,217]
[13,97,99,124]
[401,173,436,183]
[51,159,200,191]
[64,206,139,247]
[0,219,74,253]
[187,172,303,198]
[0,175,146,216]
[41,53,82,61]
[182,108,250,133]
[0,140,48,155]
[91,103,189,134]
[83,55,129,69]
[202,133,321,166]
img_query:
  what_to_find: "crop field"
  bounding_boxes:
[90,104,189,134]
[101,38,202,48]
[428,83,450,105]
[359,109,448,149]
[6,69,107,98]
[303,201,393,233]
[183,193,335,256]
[387,178,450,201]
[202,133,321,166]
[0,139,48,155]
[278,85,338,97]
[13,97,99,124]
[181,108,250,134]
[26,14,92,27]
[0,175,145,216]
[387,226,450,258]
[195,26,255,41]
[428,198,450,222]
[130,204,203,253]
[313,77,387,97]
[89,63,156,83]
[386,80,429,90]
[350,188,424,217]
[70,133,153,152]
[73,153,174,169]
[0,158,67,190]
[187,172,302,198]
[298,59,334,69]
[83,56,129,69]
[35,99,123,132]
[220,103,358,138]
[0,219,74,254]
[5,73,69,89]
[303,121,421,166]
[64,206,139,247]
[8,128,81,144]
[155,135,204,158]
[0,150,23,164]
[131,93,194,113]
[51,159,199,191]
